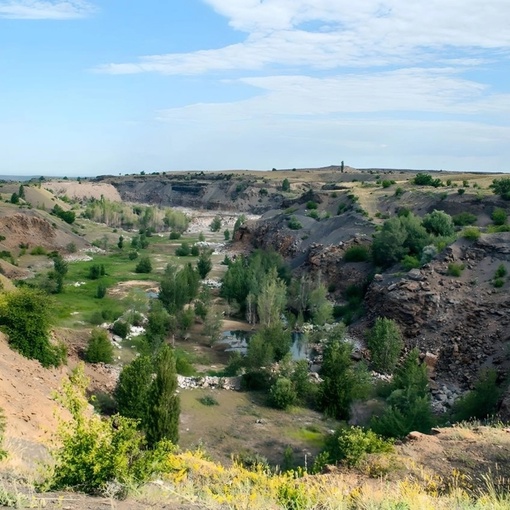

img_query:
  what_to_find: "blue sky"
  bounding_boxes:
[1,0,509,176]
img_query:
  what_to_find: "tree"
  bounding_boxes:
[422,210,454,237]
[196,251,212,279]
[10,192,19,204]
[117,235,124,249]
[268,377,296,409]
[372,218,408,267]
[135,256,152,273]
[281,178,290,192]
[371,348,433,437]
[145,346,180,447]
[53,254,68,294]
[257,268,287,328]
[490,178,510,200]
[203,309,223,345]
[308,280,332,326]
[0,288,65,367]
[318,325,370,420]
[366,317,403,373]
[224,229,230,241]
[145,300,173,353]
[85,328,113,364]
[210,216,222,232]
[115,355,153,421]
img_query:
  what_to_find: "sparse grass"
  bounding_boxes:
[448,262,465,277]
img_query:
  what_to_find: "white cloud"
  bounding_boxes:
[0,0,95,19]
[97,1,510,75]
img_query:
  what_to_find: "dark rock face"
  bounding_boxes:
[359,233,510,388]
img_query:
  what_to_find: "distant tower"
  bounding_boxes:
[340,161,345,173]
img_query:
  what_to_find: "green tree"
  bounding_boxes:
[10,192,19,204]
[135,256,152,273]
[203,309,223,345]
[145,300,173,353]
[490,178,510,200]
[18,184,25,199]
[115,355,153,421]
[0,288,65,367]
[196,251,213,279]
[281,178,290,192]
[257,267,287,328]
[371,348,433,437]
[308,280,332,326]
[53,254,68,294]
[117,235,124,249]
[224,229,231,241]
[366,317,404,373]
[145,346,180,447]
[210,215,222,232]
[84,329,113,364]
[422,210,454,237]
[268,377,296,409]
[318,325,370,419]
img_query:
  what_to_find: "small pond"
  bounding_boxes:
[217,330,310,361]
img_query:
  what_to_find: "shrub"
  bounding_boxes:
[493,278,505,288]
[381,180,395,188]
[190,244,200,257]
[85,329,113,364]
[491,207,508,226]
[224,229,230,241]
[287,216,302,230]
[490,177,510,200]
[112,320,129,339]
[413,173,442,187]
[210,216,222,232]
[0,408,6,460]
[344,245,370,262]
[95,283,107,299]
[281,178,290,191]
[128,250,138,260]
[457,188,466,195]
[447,262,464,277]
[169,231,181,240]
[401,255,420,271]
[175,242,191,256]
[462,227,481,240]
[324,426,394,467]
[366,317,404,374]
[30,246,47,255]
[268,377,297,410]
[452,369,501,422]
[0,288,66,367]
[422,210,454,237]
[453,212,477,226]
[495,263,507,279]
[394,187,404,197]
[88,264,105,280]
[198,395,219,406]
[306,201,318,210]
[135,256,152,273]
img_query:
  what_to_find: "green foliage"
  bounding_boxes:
[381,179,395,188]
[159,263,199,314]
[145,300,173,353]
[175,242,191,256]
[224,229,230,241]
[52,204,75,224]
[169,231,181,240]
[88,264,105,280]
[115,355,153,421]
[324,426,394,467]
[46,365,175,495]
[343,245,370,262]
[366,318,404,374]
[190,244,200,256]
[371,349,433,438]
[281,178,290,192]
[197,251,213,279]
[401,255,420,271]
[128,250,138,260]
[447,262,464,277]
[112,320,129,339]
[210,215,222,232]
[30,246,47,255]
[145,345,180,447]
[490,177,510,200]
[0,408,6,460]
[10,192,19,204]
[452,369,501,422]
[198,395,219,406]
[85,328,113,364]
[53,254,68,293]
[95,283,107,299]
[493,278,505,288]
[268,377,297,410]
[453,212,477,226]
[287,216,302,230]
[306,201,318,210]
[462,226,481,240]
[413,173,442,187]
[246,322,291,368]
[318,325,371,420]
[495,264,507,279]
[394,187,404,197]
[457,188,466,195]
[491,207,508,226]
[422,210,454,237]
[135,256,152,273]
[0,287,66,367]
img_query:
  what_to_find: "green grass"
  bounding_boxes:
[286,426,326,449]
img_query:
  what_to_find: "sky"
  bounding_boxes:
[1,0,509,176]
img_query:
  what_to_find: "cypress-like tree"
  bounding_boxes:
[145,345,180,447]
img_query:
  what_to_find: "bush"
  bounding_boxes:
[306,201,318,210]
[0,288,66,367]
[30,246,47,255]
[401,255,420,271]
[112,320,129,339]
[447,262,464,277]
[413,173,442,187]
[452,369,501,422]
[198,395,219,406]
[85,329,113,364]
[190,244,199,257]
[128,250,138,260]
[381,180,395,188]
[366,317,404,374]
[495,263,507,279]
[210,216,222,232]
[422,210,454,237]
[343,245,370,262]
[169,231,181,240]
[462,227,481,240]
[88,264,105,280]
[287,216,302,230]
[492,208,508,226]
[95,283,107,299]
[457,188,466,195]
[394,187,404,197]
[135,256,152,273]
[493,278,505,288]
[175,242,191,256]
[490,177,510,200]
[268,377,297,410]
[453,212,477,226]
[324,426,394,467]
